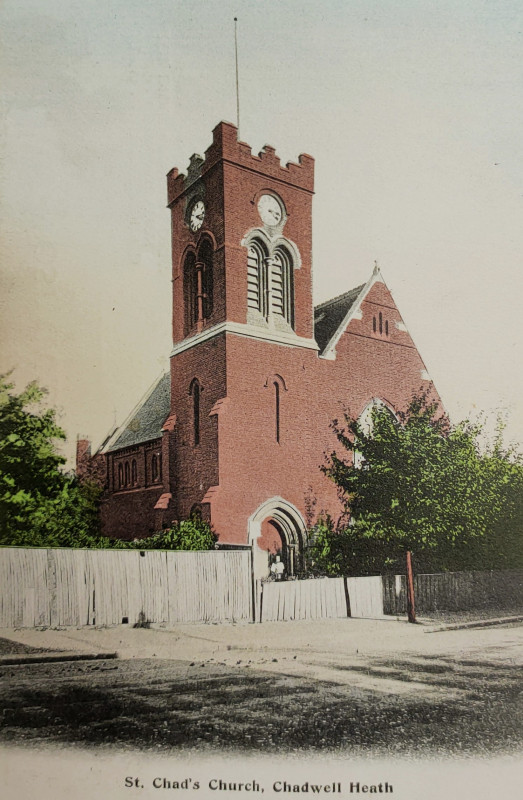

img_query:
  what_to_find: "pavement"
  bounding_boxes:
[1,613,522,679]
[0,649,117,666]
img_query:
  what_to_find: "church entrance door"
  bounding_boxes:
[248,498,307,580]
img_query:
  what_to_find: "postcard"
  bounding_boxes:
[1,2,522,799]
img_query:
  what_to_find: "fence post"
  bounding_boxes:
[47,549,58,627]
[343,577,352,617]
[406,550,416,623]
[250,545,256,623]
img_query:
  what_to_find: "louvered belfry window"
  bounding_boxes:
[183,251,198,333]
[247,242,267,316]
[247,239,293,327]
[271,248,292,325]
[198,239,214,319]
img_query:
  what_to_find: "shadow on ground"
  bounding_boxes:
[0,636,50,656]
[0,654,521,756]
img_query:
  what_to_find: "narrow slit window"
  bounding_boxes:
[124,462,130,486]
[274,381,280,443]
[118,463,124,488]
[151,454,158,482]
[385,320,389,336]
[191,381,201,446]
[131,459,137,486]
[379,312,383,335]
[373,316,376,333]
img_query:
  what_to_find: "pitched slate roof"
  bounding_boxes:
[105,372,171,452]
[314,284,365,355]
[102,278,375,454]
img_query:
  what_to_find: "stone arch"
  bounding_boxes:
[241,229,301,333]
[248,497,307,579]
[354,398,398,468]
[358,397,397,435]
[264,373,287,391]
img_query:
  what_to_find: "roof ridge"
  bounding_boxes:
[314,283,366,312]
[102,371,170,454]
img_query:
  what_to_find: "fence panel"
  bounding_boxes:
[346,576,384,618]
[0,547,252,628]
[0,548,49,628]
[166,550,251,623]
[383,569,523,615]
[53,549,87,626]
[260,578,348,622]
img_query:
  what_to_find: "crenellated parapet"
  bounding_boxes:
[167,121,314,206]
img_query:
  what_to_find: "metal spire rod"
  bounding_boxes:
[234,17,240,135]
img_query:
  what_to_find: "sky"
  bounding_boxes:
[1,0,522,465]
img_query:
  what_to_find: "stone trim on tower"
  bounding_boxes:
[167,121,314,207]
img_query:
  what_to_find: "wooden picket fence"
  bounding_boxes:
[1,547,520,628]
[0,547,252,628]
[382,569,523,615]
[257,575,384,622]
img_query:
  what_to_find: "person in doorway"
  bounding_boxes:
[270,555,285,581]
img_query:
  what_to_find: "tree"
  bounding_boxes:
[125,515,218,551]
[0,375,105,547]
[316,392,523,575]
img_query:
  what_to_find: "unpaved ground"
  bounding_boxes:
[0,637,49,656]
[0,618,522,756]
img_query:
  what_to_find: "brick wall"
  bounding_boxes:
[169,121,314,342]
[169,335,226,520]
[94,123,441,545]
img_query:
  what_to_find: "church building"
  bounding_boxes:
[77,121,438,577]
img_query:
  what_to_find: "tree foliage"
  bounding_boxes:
[0,375,105,547]
[121,515,218,552]
[0,376,217,551]
[311,392,523,575]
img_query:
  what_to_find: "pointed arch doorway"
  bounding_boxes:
[248,498,307,580]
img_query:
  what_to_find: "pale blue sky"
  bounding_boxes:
[1,0,522,462]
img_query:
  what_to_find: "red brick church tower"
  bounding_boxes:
[80,121,438,578]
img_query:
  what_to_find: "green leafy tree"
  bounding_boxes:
[0,375,105,547]
[124,515,218,551]
[316,392,523,575]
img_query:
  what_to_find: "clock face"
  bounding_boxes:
[189,200,205,232]
[257,194,283,226]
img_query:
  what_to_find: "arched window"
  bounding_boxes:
[373,316,376,333]
[271,247,293,326]
[190,379,201,446]
[247,240,268,316]
[124,461,130,486]
[118,463,124,489]
[354,399,397,468]
[379,311,383,335]
[245,237,295,328]
[131,459,137,486]
[198,239,214,320]
[151,454,159,482]
[274,381,280,443]
[359,398,397,435]
[183,251,198,333]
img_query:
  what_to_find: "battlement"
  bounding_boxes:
[167,121,314,206]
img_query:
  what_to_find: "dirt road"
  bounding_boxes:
[1,618,521,756]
